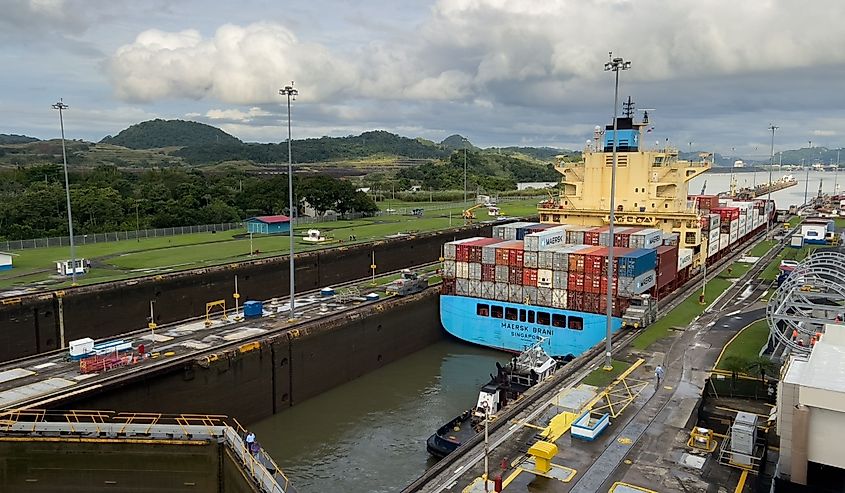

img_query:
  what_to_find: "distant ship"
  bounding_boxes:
[440,98,776,358]
[426,340,557,458]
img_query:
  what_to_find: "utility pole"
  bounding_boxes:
[603,52,631,371]
[803,158,809,206]
[767,124,778,238]
[52,99,77,285]
[280,82,298,320]
[836,149,840,196]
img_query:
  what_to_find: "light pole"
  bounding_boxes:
[135,201,140,242]
[52,99,77,285]
[280,82,298,320]
[803,158,809,206]
[767,124,778,238]
[835,149,840,196]
[603,52,631,371]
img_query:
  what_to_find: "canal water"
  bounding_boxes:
[690,169,838,209]
[250,339,508,493]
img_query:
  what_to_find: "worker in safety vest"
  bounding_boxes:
[791,329,799,341]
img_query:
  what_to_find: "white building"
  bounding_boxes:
[0,252,17,271]
[516,181,558,191]
[733,160,745,168]
[777,324,845,486]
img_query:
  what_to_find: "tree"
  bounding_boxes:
[721,356,747,395]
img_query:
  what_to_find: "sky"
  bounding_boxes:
[2,0,845,160]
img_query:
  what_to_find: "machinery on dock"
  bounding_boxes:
[426,340,556,458]
[385,270,428,296]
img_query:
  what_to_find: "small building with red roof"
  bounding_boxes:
[245,215,291,235]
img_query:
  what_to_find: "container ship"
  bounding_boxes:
[440,102,776,358]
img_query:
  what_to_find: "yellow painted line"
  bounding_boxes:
[735,469,748,493]
[511,421,546,431]
[609,482,657,492]
[239,341,260,353]
[712,319,764,370]
[502,468,523,488]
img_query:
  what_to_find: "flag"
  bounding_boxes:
[646,126,654,133]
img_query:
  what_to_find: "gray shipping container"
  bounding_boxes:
[481,281,496,299]
[617,269,656,297]
[493,221,536,241]
[494,282,510,301]
[468,280,482,298]
[443,260,456,278]
[599,226,629,247]
[537,287,553,307]
[523,226,568,251]
[566,226,591,245]
[495,265,510,283]
[552,270,569,289]
[523,251,538,268]
[552,289,568,309]
[456,278,470,296]
[508,284,524,303]
[630,228,662,249]
[552,244,591,270]
[523,286,538,305]
[538,250,554,269]
[468,262,482,281]
[482,244,498,264]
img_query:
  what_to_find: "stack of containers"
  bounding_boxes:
[566,226,592,245]
[689,195,720,212]
[714,206,740,248]
[617,248,657,297]
[655,245,679,294]
[629,228,663,249]
[492,222,540,240]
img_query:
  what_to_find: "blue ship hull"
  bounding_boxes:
[439,295,623,358]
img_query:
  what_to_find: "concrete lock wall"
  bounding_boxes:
[0,223,493,362]
[0,439,257,493]
[56,289,442,425]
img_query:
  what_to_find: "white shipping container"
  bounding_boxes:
[443,260,456,278]
[456,279,469,296]
[630,228,663,249]
[468,262,482,281]
[707,238,719,257]
[537,287,553,307]
[482,244,498,264]
[538,250,554,269]
[523,226,568,251]
[618,270,656,296]
[538,269,553,288]
[495,265,509,283]
[720,233,730,251]
[481,281,495,299]
[456,261,469,279]
[709,228,720,245]
[552,270,568,289]
[508,284,524,303]
[523,286,538,305]
[523,251,539,268]
[730,230,739,244]
[709,213,721,230]
[468,280,482,297]
[730,221,739,235]
[677,248,694,270]
[494,282,509,301]
[552,289,568,309]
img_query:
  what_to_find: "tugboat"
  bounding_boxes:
[426,340,557,458]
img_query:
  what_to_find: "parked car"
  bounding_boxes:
[780,259,799,272]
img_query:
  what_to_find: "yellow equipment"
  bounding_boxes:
[527,441,558,474]
[687,426,717,453]
[462,203,484,223]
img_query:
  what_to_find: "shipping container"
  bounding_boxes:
[707,237,719,257]
[553,270,568,289]
[468,280,482,297]
[550,244,591,271]
[584,227,603,246]
[617,248,657,278]
[729,229,739,244]
[481,281,495,299]
[508,266,524,285]
[662,232,680,246]
[442,278,456,295]
[599,275,618,295]
[584,247,608,274]
[508,284,523,303]
[566,226,592,245]
[523,225,569,251]
[481,244,499,264]
[495,265,509,283]
[456,261,469,278]
[494,282,509,301]
[492,222,537,240]
[552,289,567,309]
[656,245,678,289]
[523,251,538,268]
[538,250,554,269]
[494,240,523,265]
[509,248,525,267]
[456,278,469,296]
[537,287,553,307]
[689,195,720,211]
[720,233,730,251]
[468,262,482,280]
[523,286,538,305]
[630,228,663,249]
[709,228,720,247]
[677,248,694,270]
[443,237,484,260]
[522,268,538,287]
[443,260,456,278]
[567,272,585,291]
[515,223,541,241]
[538,269,553,288]
[618,270,656,296]
[460,238,502,263]
[481,263,496,282]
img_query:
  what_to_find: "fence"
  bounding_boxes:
[0,214,365,252]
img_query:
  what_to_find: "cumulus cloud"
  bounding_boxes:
[205,107,271,122]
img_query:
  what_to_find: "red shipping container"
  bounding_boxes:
[656,245,679,289]
[441,279,456,295]
[585,247,607,274]
[495,247,510,265]
[599,276,618,295]
[456,244,470,262]
[509,248,525,267]
[522,268,538,287]
[584,228,602,246]
[567,272,584,291]
[509,267,523,285]
[481,264,497,282]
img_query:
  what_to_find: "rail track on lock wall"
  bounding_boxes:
[402,225,791,493]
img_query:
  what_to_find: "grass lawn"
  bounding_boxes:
[632,277,731,350]
[581,359,634,388]
[835,218,845,229]
[718,261,751,279]
[760,244,816,281]
[0,199,540,290]
[748,240,776,257]
[715,320,768,369]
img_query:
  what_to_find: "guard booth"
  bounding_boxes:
[56,259,87,276]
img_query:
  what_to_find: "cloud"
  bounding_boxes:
[205,107,271,122]
[813,130,837,137]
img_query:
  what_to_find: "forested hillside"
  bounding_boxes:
[100,119,242,149]
[0,134,40,144]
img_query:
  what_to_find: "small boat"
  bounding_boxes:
[426,340,557,458]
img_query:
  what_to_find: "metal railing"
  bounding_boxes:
[0,409,296,493]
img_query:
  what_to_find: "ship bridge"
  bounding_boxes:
[538,107,710,256]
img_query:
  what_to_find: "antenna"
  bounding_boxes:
[622,96,635,118]
[637,108,655,124]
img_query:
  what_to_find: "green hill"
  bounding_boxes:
[0,134,40,144]
[100,119,242,149]
[440,134,477,150]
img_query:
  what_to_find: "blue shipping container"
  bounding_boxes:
[617,248,657,278]
[515,223,541,240]
[243,300,263,318]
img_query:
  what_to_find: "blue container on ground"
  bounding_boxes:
[243,301,263,319]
